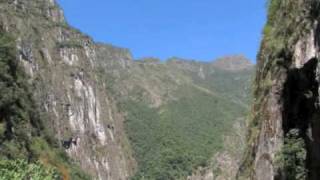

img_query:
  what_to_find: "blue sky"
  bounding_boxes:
[56,0,266,62]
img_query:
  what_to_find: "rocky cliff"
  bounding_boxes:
[238,0,320,180]
[0,0,254,179]
[0,0,135,179]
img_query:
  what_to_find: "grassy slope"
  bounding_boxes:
[101,59,254,179]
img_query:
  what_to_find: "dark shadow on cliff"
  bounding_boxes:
[283,58,318,133]
[282,57,320,180]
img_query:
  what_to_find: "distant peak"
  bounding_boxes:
[211,55,254,71]
[136,57,161,64]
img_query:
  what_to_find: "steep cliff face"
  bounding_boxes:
[0,0,135,179]
[238,0,320,179]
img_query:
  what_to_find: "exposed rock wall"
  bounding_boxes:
[0,0,135,179]
[238,0,320,179]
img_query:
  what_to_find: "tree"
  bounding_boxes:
[275,129,307,180]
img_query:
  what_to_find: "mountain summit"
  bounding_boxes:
[212,55,254,71]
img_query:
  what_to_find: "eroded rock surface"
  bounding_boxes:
[0,1,135,179]
[238,1,320,180]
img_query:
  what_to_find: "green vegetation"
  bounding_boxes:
[96,55,253,179]
[120,85,248,180]
[275,129,307,180]
[0,159,60,180]
[0,31,89,179]
[0,30,41,159]
[189,67,253,107]
[266,0,281,23]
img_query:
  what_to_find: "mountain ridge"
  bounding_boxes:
[0,0,254,179]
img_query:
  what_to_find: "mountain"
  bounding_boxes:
[97,56,254,179]
[211,55,254,72]
[0,0,254,179]
[238,0,320,180]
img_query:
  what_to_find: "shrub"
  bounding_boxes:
[0,159,61,180]
[275,129,307,180]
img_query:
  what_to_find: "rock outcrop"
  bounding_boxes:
[238,0,320,179]
[0,0,135,179]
